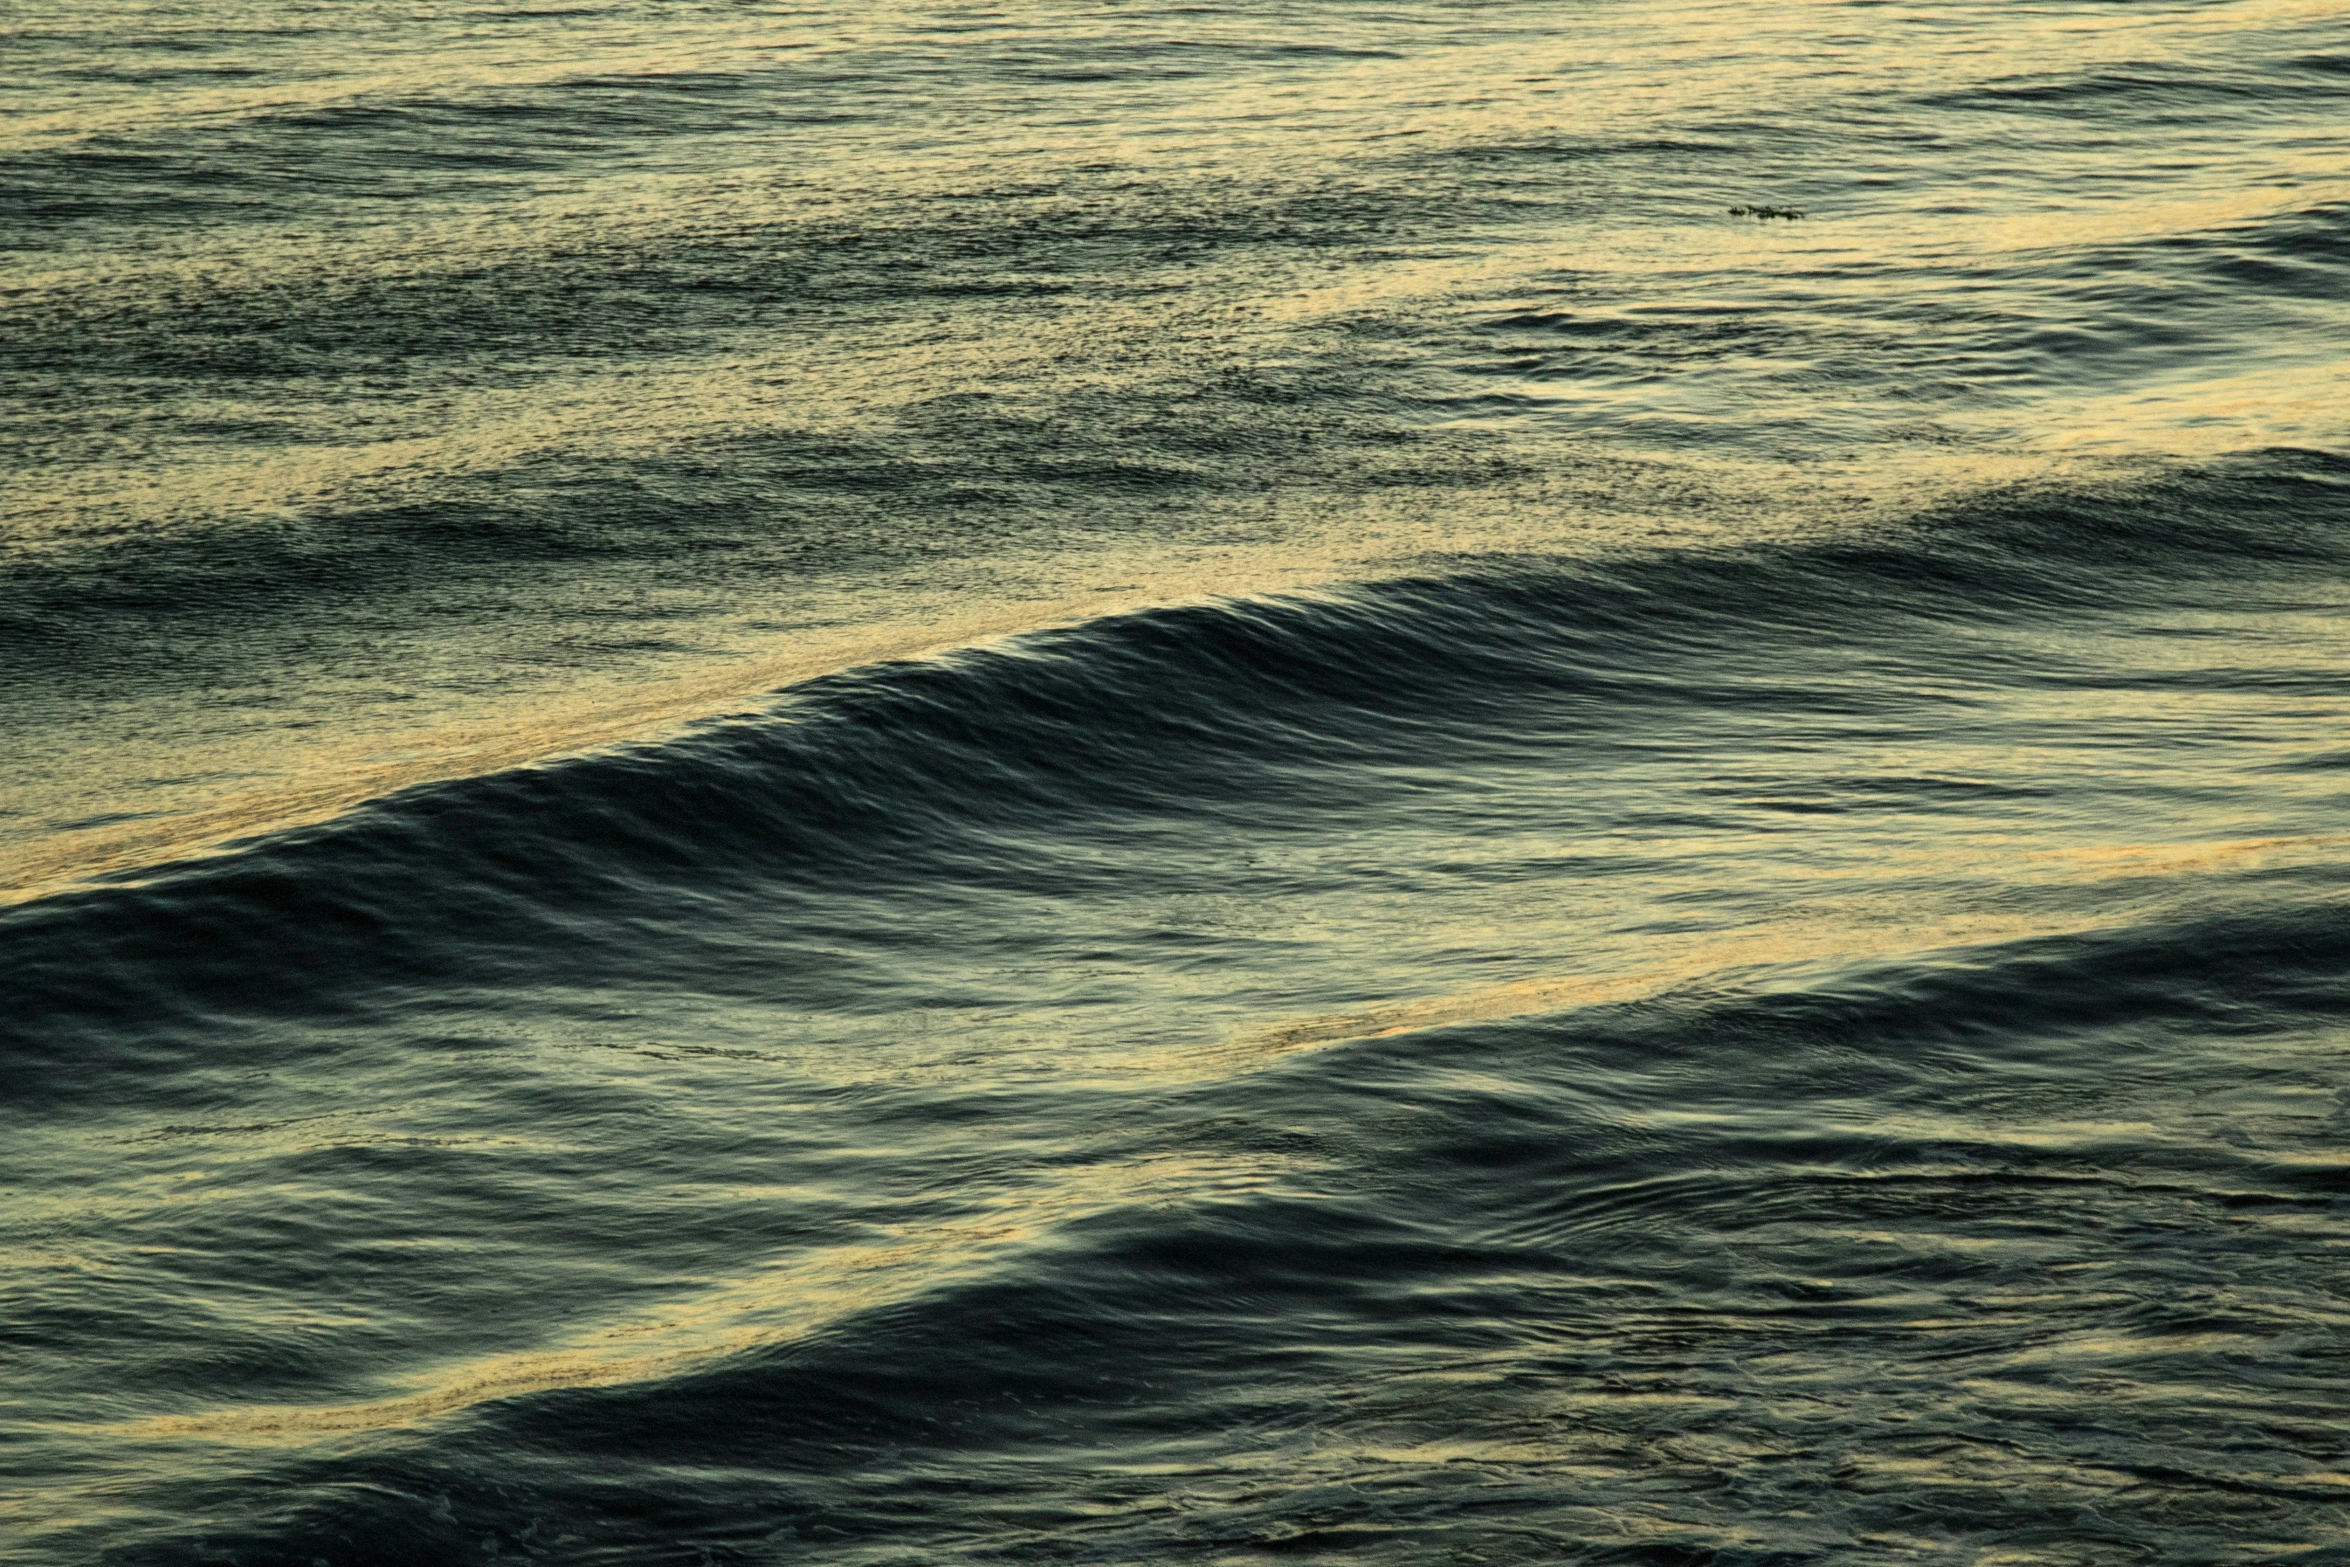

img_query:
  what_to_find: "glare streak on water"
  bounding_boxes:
[3,1,2350,1563]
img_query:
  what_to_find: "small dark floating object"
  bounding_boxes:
[1730,205,1804,219]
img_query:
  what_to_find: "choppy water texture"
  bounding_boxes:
[6,2,2350,1562]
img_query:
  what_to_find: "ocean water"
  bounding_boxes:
[5,1,2350,1561]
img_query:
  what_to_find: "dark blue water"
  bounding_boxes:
[6,2,2350,1561]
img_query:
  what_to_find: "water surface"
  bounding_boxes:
[5,1,2350,1561]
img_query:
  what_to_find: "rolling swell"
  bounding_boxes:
[5,530,2349,1555]
[8,452,2341,1012]
[26,906,2350,1563]
[11,454,2347,1057]
[6,455,2348,1560]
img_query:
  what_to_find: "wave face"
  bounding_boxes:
[7,0,2350,1562]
